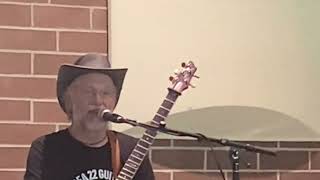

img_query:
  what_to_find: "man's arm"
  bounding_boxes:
[24,136,45,180]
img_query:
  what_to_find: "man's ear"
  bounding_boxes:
[63,89,73,121]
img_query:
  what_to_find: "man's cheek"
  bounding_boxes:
[104,98,116,109]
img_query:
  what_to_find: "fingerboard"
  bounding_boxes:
[116,89,181,180]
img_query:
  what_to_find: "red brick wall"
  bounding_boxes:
[0,0,107,179]
[151,140,320,180]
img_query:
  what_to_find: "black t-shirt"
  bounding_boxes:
[24,129,154,180]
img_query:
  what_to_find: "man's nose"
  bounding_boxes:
[93,92,104,106]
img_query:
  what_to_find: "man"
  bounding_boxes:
[24,54,155,180]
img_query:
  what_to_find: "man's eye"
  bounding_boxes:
[83,90,94,95]
[103,91,116,96]
[103,92,110,95]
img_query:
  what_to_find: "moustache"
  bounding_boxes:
[87,107,109,116]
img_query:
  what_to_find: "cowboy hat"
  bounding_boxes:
[57,53,127,113]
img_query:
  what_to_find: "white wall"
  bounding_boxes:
[110,0,320,140]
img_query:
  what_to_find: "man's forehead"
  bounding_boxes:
[71,73,114,87]
[77,73,111,81]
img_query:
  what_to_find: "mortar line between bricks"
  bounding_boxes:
[149,146,320,151]
[106,0,111,59]
[0,25,107,33]
[30,100,34,122]
[0,168,26,171]
[0,2,107,9]
[0,97,57,102]
[154,169,320,173]
[90,8,93,29]
[34,3,107,9]
[247,170,320,173]
[170,139,174,147]
[149,149,152,162]
[0,145,30,148]
[0,121,70,126]
[151,147,218,150]
[257,153,260,170]
[152,169,241,172]
[274,148,320,151]
[56,31,59,51]
[309,151,312,170]
[204,150,207,170]
[152,146,272,150]
[31,4,34,27]
[30,52,34,74]
[0,49,105,55]
[0,73,56,78]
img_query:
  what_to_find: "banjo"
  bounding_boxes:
[116,61,198,180]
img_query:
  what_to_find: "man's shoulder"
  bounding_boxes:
[45,128,68,138]
[114,131,136,139]
[114,131,138,143]
[112,131,139,151]
[31,129,68,146]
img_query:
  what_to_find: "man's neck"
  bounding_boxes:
[68,125,109,147]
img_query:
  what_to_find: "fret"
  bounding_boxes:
[153,114,165,122]
[152,120,160,125]
[123,164,136,172]
[161,99,174,109]
[140,138,152,145]
[136,144,148,152]
[164,98,175,104]
[166,88,180,101]
[122,167,135,175]
[127,158,139,166]
[119,171,133,179]
[117,174,130,180]
[157,107,170,117]
[160,105,170,112]
[138,140,151,148]
[133,149,144,156]
[116,175,127,180]
[137,144,148,150]
[132,150,144,159]
[131,154,143,161]
[145,129,157,137]
[156,113,166,119]
[118,174,130,180]
[125,162,138,169]
[128,154,142,165]
[142,133,154,140]
[143,132,155,139]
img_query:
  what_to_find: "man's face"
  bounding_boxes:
[66,73,117,131]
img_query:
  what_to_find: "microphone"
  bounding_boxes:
[98,109,124,123]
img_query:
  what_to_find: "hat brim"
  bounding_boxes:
[57,64,128,113]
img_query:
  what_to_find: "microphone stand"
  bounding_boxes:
[115,118,276,180]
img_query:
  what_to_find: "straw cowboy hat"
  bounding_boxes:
[56,53,127,113]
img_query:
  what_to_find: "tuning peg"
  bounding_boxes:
[169,76,174,81]
[174,69,181,75]
[181,62,186,67]
[193,74,200,78]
